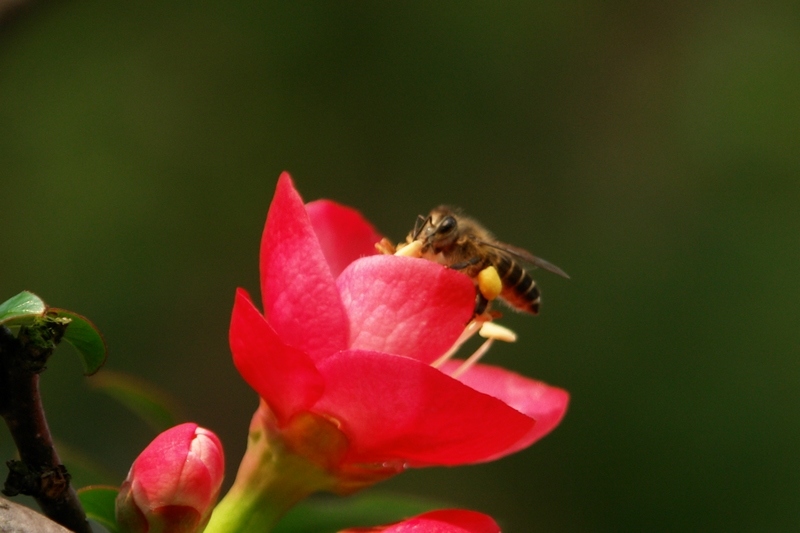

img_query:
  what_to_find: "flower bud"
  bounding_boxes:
[116,423,225,533]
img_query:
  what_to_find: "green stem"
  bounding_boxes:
[203,409,337,533]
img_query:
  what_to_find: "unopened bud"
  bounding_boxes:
[116,423,224,533]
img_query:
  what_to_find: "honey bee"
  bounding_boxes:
[404,206,569,315]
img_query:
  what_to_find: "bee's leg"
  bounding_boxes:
[411,214,432,241]
[474,291,490,316]
[448,256,481,271]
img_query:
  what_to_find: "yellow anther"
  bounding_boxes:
[477,265,502,301]
[479,321,517,343]
[394,239,423,258]
[374,237,397,255]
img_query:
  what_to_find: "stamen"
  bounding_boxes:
[431,319,482,368]
[478,321,517,343]
[374,237,397,255]
[394,239,423,257]
[450,322,518,379]
[450,338,494,379]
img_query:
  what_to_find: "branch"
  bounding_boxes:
[0,325,91,533]
[0,496,72,532]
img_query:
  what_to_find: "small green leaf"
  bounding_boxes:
[273,492,447,533]
[49,309,107,375]
[0,291,47,326]
[89,371,182,433]
[77,485,119,533]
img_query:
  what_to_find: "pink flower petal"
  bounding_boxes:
[337,256,475,364]
[260,173,349,359]
[132,423,201,503]
[314,350,536,466]
[445,361,569,459]
[230,288,324,423]
[377,509,501,533]
[233,173,569,478]
[171,428,225,509]
[306,199,382,279]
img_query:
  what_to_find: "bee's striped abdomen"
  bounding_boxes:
[495,255,541,314]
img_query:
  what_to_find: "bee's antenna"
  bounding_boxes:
[412,214,432,241]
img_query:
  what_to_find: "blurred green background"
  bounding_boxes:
[1,1,799,531]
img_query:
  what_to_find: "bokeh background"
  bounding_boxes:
[1,2,799,531]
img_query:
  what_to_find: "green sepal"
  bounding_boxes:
[48,309,108,375]
[77,485,120,533]
[0,291,47,326]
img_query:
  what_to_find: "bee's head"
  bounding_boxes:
[425,208,459,252]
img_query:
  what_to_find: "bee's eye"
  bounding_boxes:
[438,216,457,234]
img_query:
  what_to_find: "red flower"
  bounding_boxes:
[116,423,225,533]
[339,509,501,533]
[230,173,568,477]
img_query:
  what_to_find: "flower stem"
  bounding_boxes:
[204,406,337,533]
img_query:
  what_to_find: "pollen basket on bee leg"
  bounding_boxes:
[477,266,502,300]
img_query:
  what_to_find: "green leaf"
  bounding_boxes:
[89,371,181,433]
[0,291,47,326]
[77,486,119,533]
[273,493,446,533]
[0,294,108,376]
[49,309,108,375]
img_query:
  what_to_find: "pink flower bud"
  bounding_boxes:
[116,423,225,533]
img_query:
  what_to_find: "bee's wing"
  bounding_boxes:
[478,239,570,279]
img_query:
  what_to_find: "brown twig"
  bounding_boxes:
[0,324,91,533]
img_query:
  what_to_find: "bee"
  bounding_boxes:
[404,206,569,315]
